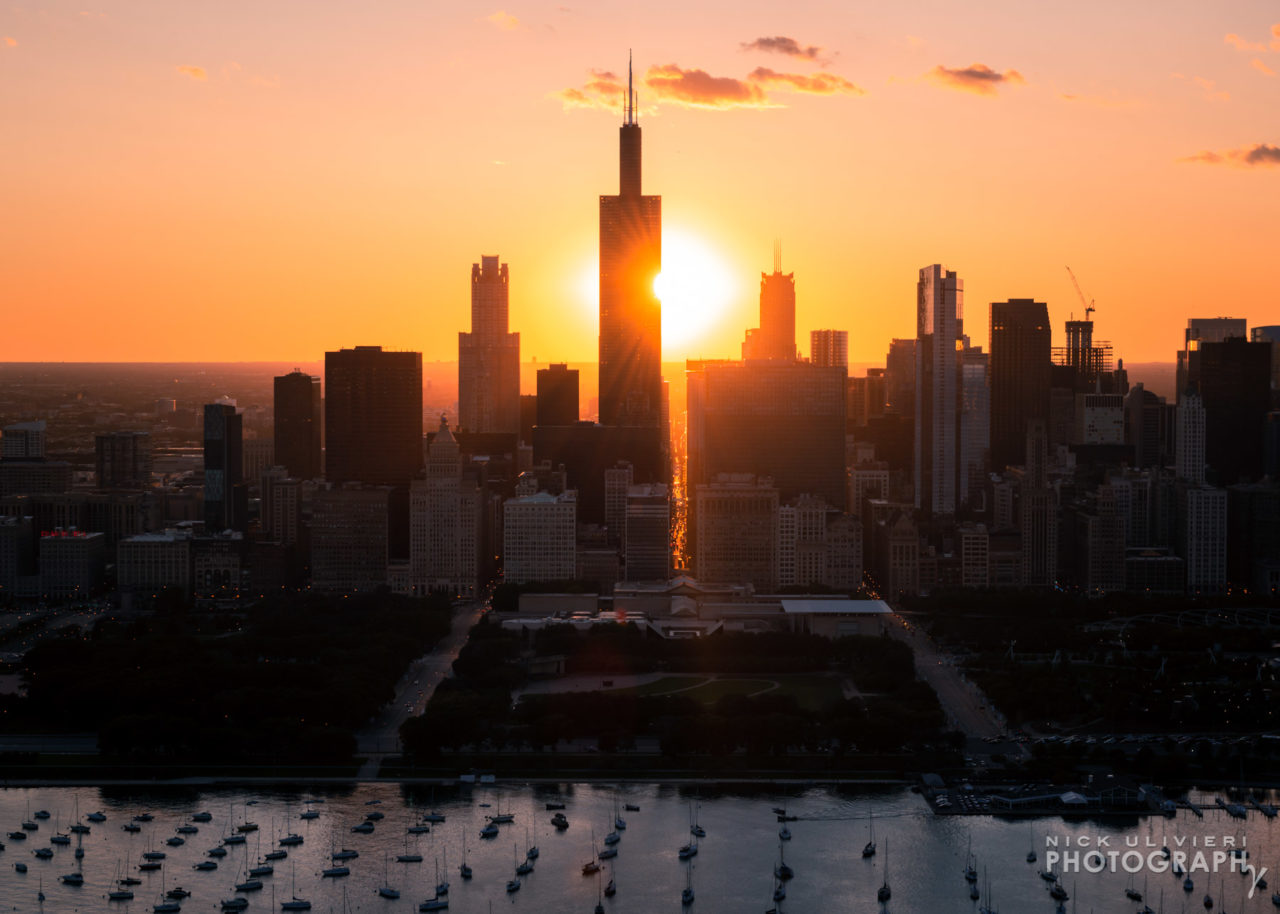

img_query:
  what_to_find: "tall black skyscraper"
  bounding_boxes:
[598,57,662,429]
[204,403,246,532]
[989,299,1051,471]
[324,346,423,487]
[274,370,322,480]
[1187,337,1272,484]
[536,363,579,427]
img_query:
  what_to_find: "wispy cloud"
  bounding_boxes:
[1180,143,1280,168]
[554,68,626,110]
[1252,58,1276,77]
[1172,73,1229,101]
[747,67,864,95]
[1225,32,1266,52]
[176,65,207,82]
[1059,91,1140,110]
[926,63,1024,96]
[644,64,768,109]
[485,10,519,31]
[740,36,825,63]
[4,36,16,47]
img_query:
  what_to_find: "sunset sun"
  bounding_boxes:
[655,227,738,352]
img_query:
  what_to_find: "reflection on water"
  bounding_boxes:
[0,783,1276,913]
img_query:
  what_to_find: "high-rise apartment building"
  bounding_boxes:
[273,370,322,480]
[1176,317,1247,400]
[203,403,246,532]
[1175,390,1206,485]
[989,299,1051,471]
[1185,337,1271,484]
[914,265,962,516]
[2,421,46,460]
[324,346,423,487]
[810,330,848,368]
[458,256,521,435]
[598,61,662,430]
[958,342,990,505]
[95,431,152,489]
[884,339,916,417]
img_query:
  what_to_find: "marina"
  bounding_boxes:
[1,783,1278,913]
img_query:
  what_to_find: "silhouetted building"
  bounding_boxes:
[410,417,481,597]
[687,360,847,517]
[624,483,670,582]
[1124,384,1172,469]
[2,420,46,460]
[810,329,848,368]
[599,61,662,430]
[311,483,390,592]
[989,299,1051,471]
[531,424,663,524]
[1177,317,1247,401]
[273,370,322,480]
[95,431,152,490]
[459,255,521,435]
[1185,337,1272,484]
[958,341,990,505]
[117,529,193,601]
[1021,420,1058,586]
[743,245,796,361]
[1252,325,1280,392]
[536,363,579,427]
[324,346,423,486]
[1179,484,1227,594]
[203,403,246,532]
[915,264,962,516]
[885,339,916,417]
[695,474,778,589]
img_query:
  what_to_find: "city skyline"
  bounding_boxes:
[3,3,1279,365]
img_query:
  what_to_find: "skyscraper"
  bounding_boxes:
[743,245,796,361]
[598,59,662,429]
[273,370,322,480]
[884,339,916,417]
[1175,390,1205,485]
[409,417,481,597]
[204,403,246,532]
[914,264,962,517]
[536,363,579,427]
[324,346,423,487]
[989,299,1051,471]
[458,256,521,434]
[95,431,152,489]
[1185,337,1271,484]
[1176,317,1247,400]
[810,329,848,368]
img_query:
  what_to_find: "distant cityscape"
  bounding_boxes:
[1,66,1278,624]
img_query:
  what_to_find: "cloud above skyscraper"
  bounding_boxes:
[556,61,863,110]
[1179,143,1280,167]
[740,36,826,63]
[926,63,1024,95]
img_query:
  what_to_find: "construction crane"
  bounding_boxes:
[1065,266,1095,321]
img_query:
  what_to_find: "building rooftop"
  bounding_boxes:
[779,599,894,616]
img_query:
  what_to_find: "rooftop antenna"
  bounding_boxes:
[773,238,782,273]
[625,50,636,125]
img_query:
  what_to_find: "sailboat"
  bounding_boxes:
[979,866,996,914]
[420,857,448,910]
[281,860,311,910]
[525,826,539,860]
[583,829,602,875]
[459,832,472,879]
[398,828,424,864]
[775,836,794,881]
[614,793,627,831]
[595,871,606,914]
[153,868,182,913]
[516,841,534,876]
[862,811,876,858]
[1127,871,1144,901]
[435,849,450,896]
[690,802,705,838]
[964,833,978,882]
[1026,822,1037,863]
[378,850,401,898]
[681,861,695,906]
[877,838,891,903]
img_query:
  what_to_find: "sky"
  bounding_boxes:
[2,1,1278,366]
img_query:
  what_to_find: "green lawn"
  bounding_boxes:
[770,674,847,711]
[627,676,708,696]
[617,674,845,711]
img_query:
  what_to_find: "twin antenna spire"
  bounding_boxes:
[624,50,638,126]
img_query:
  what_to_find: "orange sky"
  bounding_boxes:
[2,2,1278,365]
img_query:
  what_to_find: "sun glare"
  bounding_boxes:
[576,226,737,355]
[654,227,737,351]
